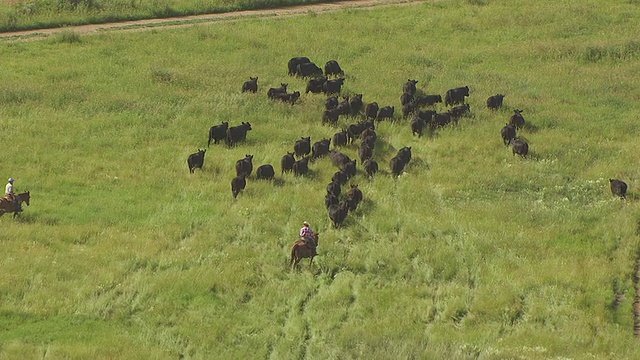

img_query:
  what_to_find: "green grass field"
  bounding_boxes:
[2,0,640,358]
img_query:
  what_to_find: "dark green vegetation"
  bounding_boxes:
[2,0,640,358]
[0,0,337,32]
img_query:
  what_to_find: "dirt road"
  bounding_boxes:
[0,0,422,42]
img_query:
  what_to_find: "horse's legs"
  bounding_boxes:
[308,256,314,269]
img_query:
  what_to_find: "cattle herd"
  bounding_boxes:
[186,56,628,230]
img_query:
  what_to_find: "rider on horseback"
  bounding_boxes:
[300,221,317,255]
[4,178,22,212]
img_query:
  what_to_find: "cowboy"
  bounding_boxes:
[299,221,317,254]
[4,177,21,212]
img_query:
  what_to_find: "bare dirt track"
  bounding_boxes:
[0,0,423,42]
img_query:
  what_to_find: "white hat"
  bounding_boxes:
[303,221,310,226]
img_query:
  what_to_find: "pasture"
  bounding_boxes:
[2,0,640,358]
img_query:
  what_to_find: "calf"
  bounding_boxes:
[322,78,345,94]
[324,60,344,77]
[400,92,414,106]
[500,124,516,146]
[403,79,418,95]
[293,157,310,176]
[450,104,471,119]
[294,137,311,158]
[241,77,258,93]
[267,83,288,99]
[365,102,379,119]
[322,108,340,126]
[288,57,311,76]
[311,138,331,160]
[235,154,254,177]
[187,149,206,174]
[306,77,327,94]
[509,109,525,129]
[256,164,275,180]
[414,94,442,107]
[226,122,252,147]
[511,137,529,157]
[231,175,246,199]
[208,121,228,147]
[272,91,301,105]
[363,159,379,177]
[445,85,470,106]
[377,106,395,121]
[487,94,505,110]
[610,179,628,199]
[281,152,295,174]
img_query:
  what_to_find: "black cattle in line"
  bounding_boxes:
[327,181,341,197]
[288,57,311,76]
[241,77,258,93]
[396,146,412,164]
[450,104,471,119]
[311,138,331,160]
[365,102,379,119]
[325,96,338,110]
[500,124,516,146]
[511,137,529,157]
[231,175,246,199]
[609,179,628,199]
[294,137,311,158]
[306,77,327,94]
[400,92,414,106]
[431,112,453,130]
[187,149,206,174]
[445,86,470,106]
[349,94,364,116]
[322,108,340,126]
[358,144,373,164]
[322,78,345,95]
[330,150,352,168]
[402,102,419,118]
[325,193,340,209]
[267,83,288,99]
[363,159,379,178]
[510,109,525,129]
[411,116,426,137]
[328,201,349,228]
[324,60,344,77]
[226,122,252,147]
[293,157,310,176]
[414,94,442,107]
[208,121,229,147]
[256,164,275,180]
[389,155,407,178]
[403,79,418,95]
[341,159,357,179]
[347,119,375,144]
[487,94,505,110]
[345,184,363,212]
[377,106,395,121]
[271,91,301,105]
[332,129,348,148]
[281,152,296,174]
[331,170,349,186]
[235,154,254,177]
[296,62,323,78]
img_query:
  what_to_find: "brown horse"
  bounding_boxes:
[0,191,30,218]
[289,232,320,270]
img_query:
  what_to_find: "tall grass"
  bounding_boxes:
[2,0,640,358]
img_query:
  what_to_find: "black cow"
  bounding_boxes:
[226,122,252,147]
[311,138,331,160]
[402,102,419,118]
[272,91,301,105]
[509,109,525,129]
[500,124,516,146]
[511,137,529,157]
[325,193,340,209]
[322,108,340,126]
[363,159,378,177]
[324,60,344,77]
[400,92,414,106]
[235,154,254,177]
[396,146,412,164]
[325,96,338,110]
[327,181,341,197]
[389,155,407,177]
[487,94,505,110]
[403,79,418,95]
[296,62,323,78]
[341,159,357,179]
[450,104,471,119]
[267,83,288,99]
[281,152,295,174]
[431,112,453,130]
[445,86,470,106]
[414,94,442,107]
[328,201,349,228]
[349,94,364,116]
[416,110,436,123]
[306,77,327,94]
[187,149,206,174]
[294,137,311,158]
[288,57,311,76]
[610,179,628,199]
[365,102,379,119]
[377,106,395,121]
[241,77,258,93]
[331,170,349,186]
[322,78,345,95]
[347,119,375,144]
[358,144,373,164]
[345,184,363,211]
[256,164,275,180]
[332,129,348,147]
[329,150,351,168]
[411,116,426,137]
[335,96,351,116]
[231,175,246,199]
[208,121,229,147]
[293,157,310,176]
[361,135,376,150]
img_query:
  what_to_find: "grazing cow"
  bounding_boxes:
[267,83,288,99]
[341,159,357,179]
[330,150,352,168]
[331,170,349,186]
[311,138,331,160]
[500,124,516,146]
[288,57,311,76]
[609,179,628,199]
[411,116,426,137]
[187,149,206,174]
[487,94,505,110]
[358,144,373,164]
[322,78,345,94]
[208,121,229,147]
[327,181,341,197]
[431,112,453,130]
[241,77,258,93]
[324,60,344,77]
[328,201,349,228]
[322,108,340,125]
[296,62,323,78]
[403,79,418,95]
[306,77,327,94]
[365,102,379,119]
[510,109,525,129]
[377,106,395,121]
[294,137,311,158]
[345,184,363,211]
[226,122,252,147]
[349,94,364,116]
[332,129,348,147]
[281,152,296,174]
[414,94,442,107]
[293,157,310,176]
[272,91,301,105]
[325,193,340,209]
[450,104,471,119]
[363,159,379,177]
[445,86,470,106]
[256,164,275,180]
[325,96,338,110]
[396,146,412,164]
[231,175,246,199]
[235,154,254,177]
[400,92,414,106]
[511,137,529,157]
[389,155,407,177]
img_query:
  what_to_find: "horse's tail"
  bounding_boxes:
[290,243,299,268]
